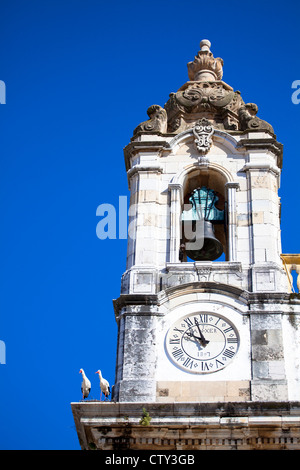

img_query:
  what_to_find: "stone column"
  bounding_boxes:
[126,171,139,270]
[225,182,239,262]
[168,183,183,263]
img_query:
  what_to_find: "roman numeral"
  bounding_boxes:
[172,348,185,361]
[223,349,235,358]
[201,362,210,371]
[215,359,224,369]
[227,337,238,343]
[199,314,208,323]
[224,326,233,333]
[183,357,194,369]
[169,338,180,344]
[184,317,193,327]
[173,327,184,334]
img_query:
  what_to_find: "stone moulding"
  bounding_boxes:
[237,138,283,168]
[123,131,282,176]
[71,401,300,450]
[242,161,281,176]
[124,128,241,172]
[113,285,300,323]
[158,280,249,307]
[123,140,168,172]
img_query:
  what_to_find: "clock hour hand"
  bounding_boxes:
[194,319,210,348]
[184,328,208,348]
[184,330,202,342]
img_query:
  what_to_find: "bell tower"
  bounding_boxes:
[72,40,300,451]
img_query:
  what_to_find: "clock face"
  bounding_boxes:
[165,312,239,374]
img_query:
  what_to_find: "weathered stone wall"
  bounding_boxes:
[115,310,158,402]
[251,313,288,401]
[113,289,300,403]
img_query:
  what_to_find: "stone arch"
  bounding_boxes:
[159,281,249,307]
[169,161,238,263]
[166,128,240,157]
[171,161,234,191]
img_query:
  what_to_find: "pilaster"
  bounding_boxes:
[225,181,239,262]
[168,182,183,263]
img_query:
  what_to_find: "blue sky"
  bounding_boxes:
[0,0,300,450]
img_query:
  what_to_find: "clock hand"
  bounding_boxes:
[184,329,208,349]
[194,319,210,347]
[184,330,202,342]
[185,330,201,344]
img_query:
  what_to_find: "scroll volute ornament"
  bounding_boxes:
[238,103,274,134]
[132,41,275,138]
[133,104,168,136]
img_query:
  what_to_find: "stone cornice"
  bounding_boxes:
[225,181,240,190]
[242,162,281,176]
[113,294,160,319]
[237,138,283,168]
[123,140,169,172]
[113,284,300,318]
[71,401,300,450]
[127,164,164,180]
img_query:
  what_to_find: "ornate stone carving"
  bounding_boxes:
[193,118,214,154]
[239,103,274,134]
[179,82,234,109]
[133,104,167,136]
[132,41,275,138]
[165,80,243,133]
[175,82,238,114]
[164,84,274,135]
[187,40,223,82]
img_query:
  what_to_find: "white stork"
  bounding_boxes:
[79,368,91,400]
[95,370,110,401]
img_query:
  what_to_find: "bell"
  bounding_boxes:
[185,220,223,261]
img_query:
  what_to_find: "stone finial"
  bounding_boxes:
[200,39,211,52]
[187,40,223,82]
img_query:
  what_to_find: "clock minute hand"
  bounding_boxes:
[194,319,210,348]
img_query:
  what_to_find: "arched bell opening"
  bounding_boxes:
[179,168,228,262]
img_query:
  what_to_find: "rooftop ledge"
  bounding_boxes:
[71,401,300,450]
[71,400,300,417]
